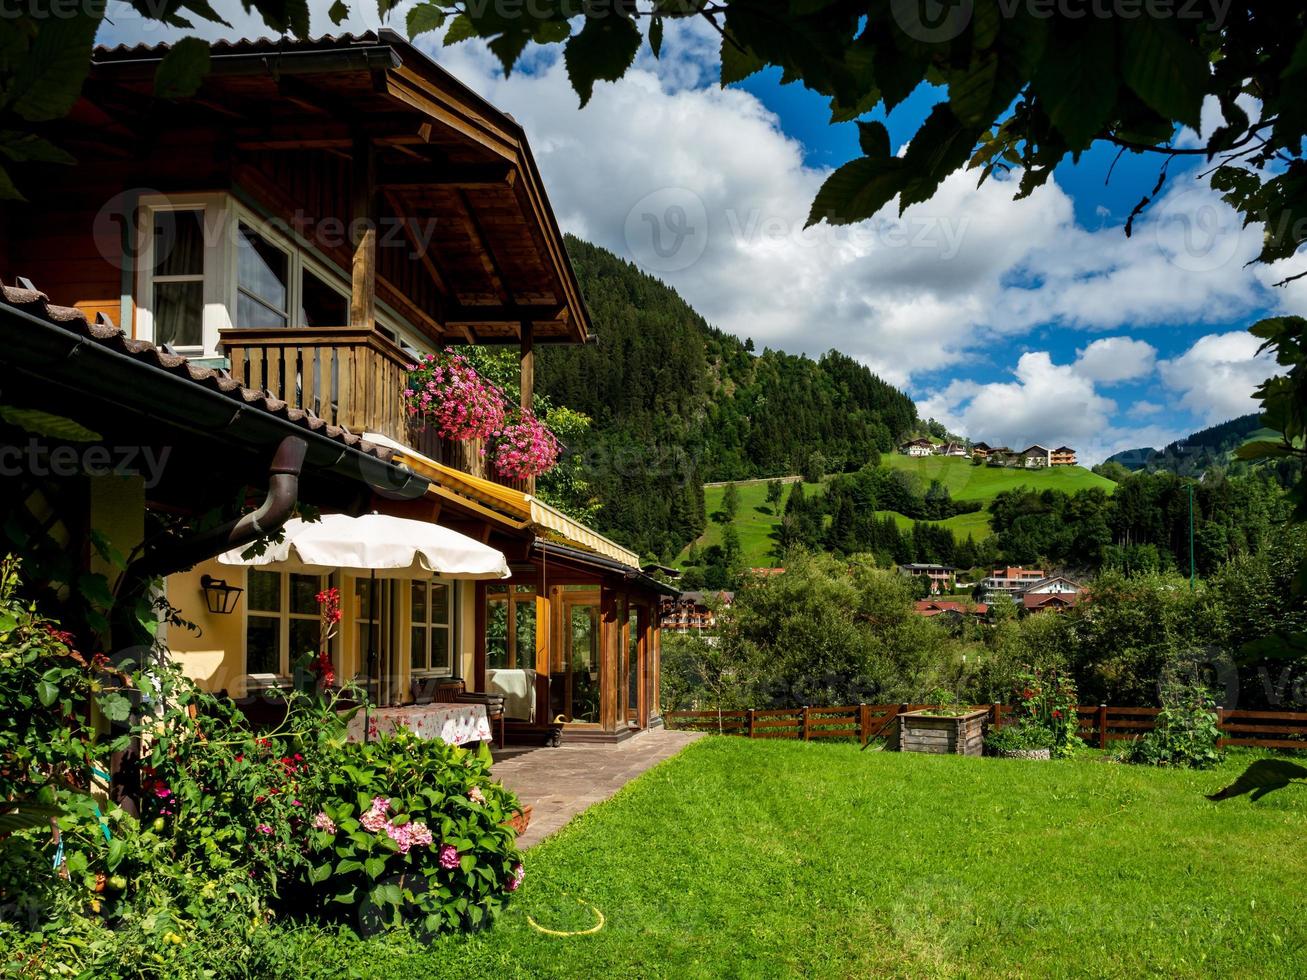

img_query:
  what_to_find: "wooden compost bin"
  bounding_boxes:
[898,708,987,756]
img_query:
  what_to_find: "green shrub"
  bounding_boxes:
[984,721,1055,754]
[1117,680,1224,769]
[0,557,526,975]
[303,731,523,935]
[1006,666,1083,759]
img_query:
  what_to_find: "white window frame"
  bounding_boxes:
[410,579,455,677]
[244,569,332,679]
[136,194,362,358]
[135,192,232,356]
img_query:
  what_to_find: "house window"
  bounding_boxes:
[486,585,537,670]
[411,580,453,674]
[246,569,327,676]
[301,266,350,328]
[236,223,290,328]
[150,208,206,348]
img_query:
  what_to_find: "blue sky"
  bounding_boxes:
[100,4,1306,462]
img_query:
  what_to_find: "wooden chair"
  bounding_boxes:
[412,677,505,747]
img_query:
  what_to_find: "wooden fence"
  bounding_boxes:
[664,703,1307,752]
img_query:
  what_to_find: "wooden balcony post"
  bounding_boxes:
[519,320,534,410]
[350,134,377,333]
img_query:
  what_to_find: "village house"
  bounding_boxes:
[969,442,991,461]
[936,441,969,457]
[913,599,989,620]
[981,566,1047,595]
[1050,446,1077,466]
[1019,445,1051,468]
[660,591,733,633]
[899,438,935,457]
[983,446,1015,466]
[0,31,675,745]
[1020,576,1085,613]
[897,563,957,594]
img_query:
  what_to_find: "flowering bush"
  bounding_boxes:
[304,730,522,934]
[490,408,560,480]
[1006,666,1083,758]
[403,349,507,441]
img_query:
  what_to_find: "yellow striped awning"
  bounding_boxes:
[369,434,641,569]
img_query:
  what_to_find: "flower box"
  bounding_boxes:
[503,803,533,837]
[897,708,988,756]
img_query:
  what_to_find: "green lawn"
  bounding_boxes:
[882,454,1117,501]
[316,738,1307,978]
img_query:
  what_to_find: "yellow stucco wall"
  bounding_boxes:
[167,560,475,700]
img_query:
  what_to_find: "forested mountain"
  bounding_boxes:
[536,237,918,559]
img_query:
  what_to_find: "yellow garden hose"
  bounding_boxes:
[526,897,605,936]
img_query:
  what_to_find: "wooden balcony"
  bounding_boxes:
[219,327,529,491]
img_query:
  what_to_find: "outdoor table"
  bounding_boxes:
[346,703,492,746]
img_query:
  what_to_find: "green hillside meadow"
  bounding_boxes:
[678,457,1116,568]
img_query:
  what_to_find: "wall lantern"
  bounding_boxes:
[200,574,243,615]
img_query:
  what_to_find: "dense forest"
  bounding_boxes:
[1103,413,1303,488]
[535,237,918,558]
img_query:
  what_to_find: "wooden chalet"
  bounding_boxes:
[0,31,673,744]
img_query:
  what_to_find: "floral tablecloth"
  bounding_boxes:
[347,703,492,746]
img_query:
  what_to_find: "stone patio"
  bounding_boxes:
[492,728,703,848]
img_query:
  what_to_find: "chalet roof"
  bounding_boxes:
[1053,446,1076,453]
[1019,445,1050,455]
[900,563,956,571]
[84,31,590,346]
[915,600,989,616]
[971,442,991,451]
[988,446,1014,454]
[1023,592,1080,610]
[1,280,392,461]
[1022,576,1083,593]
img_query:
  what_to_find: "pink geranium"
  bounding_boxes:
[491,409,560,479]
[403,350,507,441]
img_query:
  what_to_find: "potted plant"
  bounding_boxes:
[985,721,1055,760]
[897,689,988,756]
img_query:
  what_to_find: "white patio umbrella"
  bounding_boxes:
[218,513,510,737]
[217,514,511,579]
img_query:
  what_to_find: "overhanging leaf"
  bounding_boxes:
[565,13,641,107]
[154,37,211,100]
[7,0,105,123]
[0,406,101,442]
[1030,21,1117,151]
[1120,17,1208,132]
[330,0,350,26]
[806,155,906,227]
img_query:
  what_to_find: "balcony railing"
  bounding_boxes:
[219,327,529,491]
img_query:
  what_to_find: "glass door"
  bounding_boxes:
[554,598,600,724]
[625,603,645,727]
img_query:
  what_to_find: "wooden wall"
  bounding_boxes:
[2,188,124,326]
